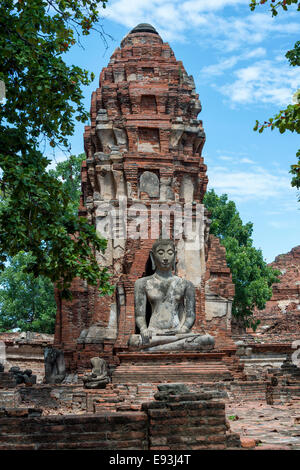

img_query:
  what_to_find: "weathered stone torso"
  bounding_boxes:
[140,274,188,332]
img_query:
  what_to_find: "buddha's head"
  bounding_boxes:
[150,239,176,272]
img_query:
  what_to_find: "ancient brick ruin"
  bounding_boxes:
[254,245,300,339]
[0,332,53,382]
[54,23,236,379]
[0,385,240,450]
[1,24,300,451]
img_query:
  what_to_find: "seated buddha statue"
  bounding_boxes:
[128,239,214,352]
[82,357,110,389]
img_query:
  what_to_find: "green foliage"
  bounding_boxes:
[0,152,99,334]
[0,1,114,298]
[290,149,300,192]
[249,0,300,195]
[228,415,238,421]
[0,0,108,147]
[0,252,57,333]
[249,0,300,16]
[0,140,113,298]
[286,40,300,66]
[204,190,280,330]
[49,153,86,215]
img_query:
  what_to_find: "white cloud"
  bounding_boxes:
[240,158,255,164]
[244,48,266,60]
[218,155,255,164]
[219,59,300,106]
[103,2,299,108]
[219,155,234,161]
[268,220,289,229]
[211,13,300,52]
[103,1,299,106]
[103,1,300,47]
[201,57,239,77]
[201,48,266,78]
[208,165,295,202]
[181,0,244,13]
[103,0,188,42]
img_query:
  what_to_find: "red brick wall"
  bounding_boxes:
[252,245,300,341]
[0,390,238,450]
[54,26,235,369]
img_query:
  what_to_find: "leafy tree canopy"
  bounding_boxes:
[249,0,300,196]
[0,152,88,334]
[0,1,114,298]
[204,189,280,330]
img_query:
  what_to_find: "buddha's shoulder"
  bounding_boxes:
[134,275,153,287]
[173,275,192,283]
[173,276,195,289]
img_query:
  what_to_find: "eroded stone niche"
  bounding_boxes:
[180,174,194,203]
[142,67,154,78]
[138,128,160,152]
[140,95,157,114]
[139,171,160,198]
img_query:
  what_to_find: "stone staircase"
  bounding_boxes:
[112,354,233,384]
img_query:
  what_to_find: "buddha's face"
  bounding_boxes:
[152,243,175,271]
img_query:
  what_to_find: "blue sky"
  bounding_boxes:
[50,0,300,263]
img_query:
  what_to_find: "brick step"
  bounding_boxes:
[0,372,17,388]
[113,376,231,384]
[85,384,158,411]
[112,362,230,371]
[113,374,229,380]
[0,432,112,442]
[112,361,232,384]
[0,440,143,450]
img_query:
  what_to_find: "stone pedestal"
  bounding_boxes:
[111,352,233,384]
